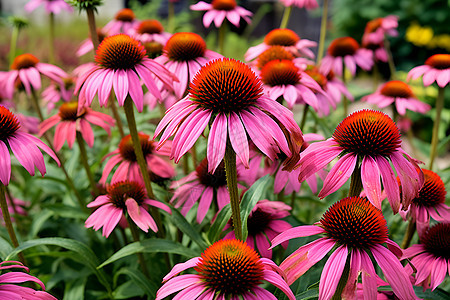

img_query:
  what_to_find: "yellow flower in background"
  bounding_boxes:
[406,23,433,46]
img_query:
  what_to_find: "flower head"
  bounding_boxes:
[407,54,450,88]
[363,15,398,44]
[278,0,318,9]
[129,19,172,45]
[103,8,139,35]
[42,77,75,113]
[156,239,295,300]
[271,196,417,300]
[155,58,303,173]
[76,28,107,57]
[25,0,73,14]
[190,0,252,28]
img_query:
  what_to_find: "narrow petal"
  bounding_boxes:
[318,153,357,198]
[228,112,249,168]
[375,155,400,214]
[361,156,382,209]
[0,141,11,185]
[207,113,227,173]
[319,245,348,300]
[270,225,325,248]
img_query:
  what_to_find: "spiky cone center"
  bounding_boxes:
[260,59,300,87]
[264,29,300,47]
[380,81,415,98]
[256,46,294,69]
[164,32,206,61]
[11,53,39,70]
[189,58,264,113]
[118,133,154,162]
[114,8,135,22]
[58,101,85,121]
[328,37,360,57]
[196,159,227,188]
[95,34,146,70]
[212,0,237,10]
[305,65,328,89]
[0,106,20,142]
[321,197,388,249]
[247,208,272,236]
[137,19,164,34]
[412,169,446,208]
[195,239,265,295]
[365,18,383,33]
[107,180,146,209]
[144,42,164,59]
[422,223,450,260]
[333,110,401,157]
[425,54,450,70]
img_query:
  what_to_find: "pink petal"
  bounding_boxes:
[375,155,400,214]
[319,245,348,300]
[156,274,202,300]
[318,153,357,198]
[228,112,249,168]
[196,187,213,223]
[0,141,11,185]
[270,225,325,248]
[361,155,382,209]
[207,113,227,173]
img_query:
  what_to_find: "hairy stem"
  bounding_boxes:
[48,13,55,63]
[316,0,329,64]
[9,26,19,67]
[109,96,125,138]
[429,87,445,171]
[76,132,99,196]
[348,166,362,197]
[342,64,348,117]
[86,8,99,51]
[280,6,292,29]
[126,216,150,278]
[224,144,242,240]
[299,104,310,130]
[401,219,416,249]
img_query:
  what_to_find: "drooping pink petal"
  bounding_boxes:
[361,155,382,209]
[263,269,296,300]
[271,225,326,248]
[207,113,227,173]
[375,155,400,213]
[156,274,202,300]
[228,112,249,168]
[0,141,11,185]
[319,245,348,300]
[318,153,357,198]
[360,250,378,300]
[197,187,213,223]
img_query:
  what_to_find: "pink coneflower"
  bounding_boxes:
[75,34,176,113]
[0,260,57,299]
[323,69,354,104]
[362,38,389,63]
[190,0,252,28]
[155,58,303,173]
[156,239,295,300]
[252,45,313,71]
[271,196,417,300]
[128,19,172,44]
[245,28,317,61]
[224,200,292,258]
[4,53,67,98]
[363,15,398,45]
[399,169,449,237]
[100,133,175,185]
[41,77,75,113]
[320,37,373,77]
[170,159,230,223]
[362,80,431,115]
[407,54,450,88]
[76,28,106,57]
[403,223,450,291]
[154,32,222,99]
[0,106,59,185]
[278,0,318,9]
[297,110,423,213]
[85,180,170,237]
[25,0,73,14]
[39,101,115,151]
[103,8,139,35]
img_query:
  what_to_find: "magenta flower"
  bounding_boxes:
[362,80,431,115]
[362,38,389,63]
[278,0,318,9]
[245,28,317,61]
[271,196,417,300]
[403,223,450,291]
[154,32,222,99]
[39,101,115,151]
[363,15,398,44]
[320,37,373,77]
[76,28,106,57]
[224,200,292,258]
[190,0,252,28]
[103,8,139,35]
[85,180,171,237]
[4,53,67,99]
[407,54,450,88]
[128,19,172,44]
[42,77,74,113]
[323,68,354,104]
[156,239,295,300]
[25,0,73,14]
[0,260,57,299]
[0,106,59,185]
[297,110,423,213]
[75,34,176,113]
[100,133,175,185]
[155,58,303,173]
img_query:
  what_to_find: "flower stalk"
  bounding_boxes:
[401,219,416,249]
[76,132,99,196]
[316,0,329,64]
[342,64,348,117]
[348,166,362,197]
[109,95,125,138]
[86,7,99,50]
[48,13,56,63]
[279,5,292,29]
[429,87,445,171]
[126,215,150,278]
[224,143,242,240]
[218,22,227,55]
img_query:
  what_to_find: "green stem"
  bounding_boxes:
[48,13,55,63]
[429,87,445,171]
[110,96,125,138]
[0,183,26,264]
[401,219,416,249]
[86,8,99,51]
[5,186,25,236]
[342,64,348,117]
[76,132,99,196]
[372,63,380,91]
[168,1,175,33]
[224,143,242,240]
[280,6,292,29]
[316,0,329,64]
[218,22,227,55]
[9,26,19,67]
[126,216,150,278]
[348,166,362,197]
[384,38,396,80]
[299,104,310,130]
[331,254,351,300]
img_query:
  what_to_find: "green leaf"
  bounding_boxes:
[295,287,319,299]
[207,203,231,243]
[0,236,13,260]
[169,208,209,249]
[114,268,158,299]
[63,277,87,300]
[413,286,450,300]
[98,238,199,269]
[241,175,271,241]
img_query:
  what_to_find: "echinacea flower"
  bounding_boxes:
[156,239,295,300]
[76,28,106,57]
[190,0,252,28]
[154,58,303,173]
[39,101,115,151]
[170,159,230,223]
[100,133,175,185]
[42,77,75,113]
[403,223,450,291]
[297,109,423,213]
[399,169,449,237]
[363,15,398,45]
[245,28,316,61]
[253,45,313,71]
[103,8,139,35]
[271,196,417,300]
[323,69,354,104]
[85,180,171,237]
[0,260,57,299]
[154,32,222,99]
[224,200,292,258]
[278,0,318,9]
[362,38,389,63]
[4,53,67,99]
[407,54,450,88]
[362,80,431,115]
[75,34,176,113]
[128,19,172,44]
[320,37,373,77]
[0,106,59,185]
[25,0,73,14]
